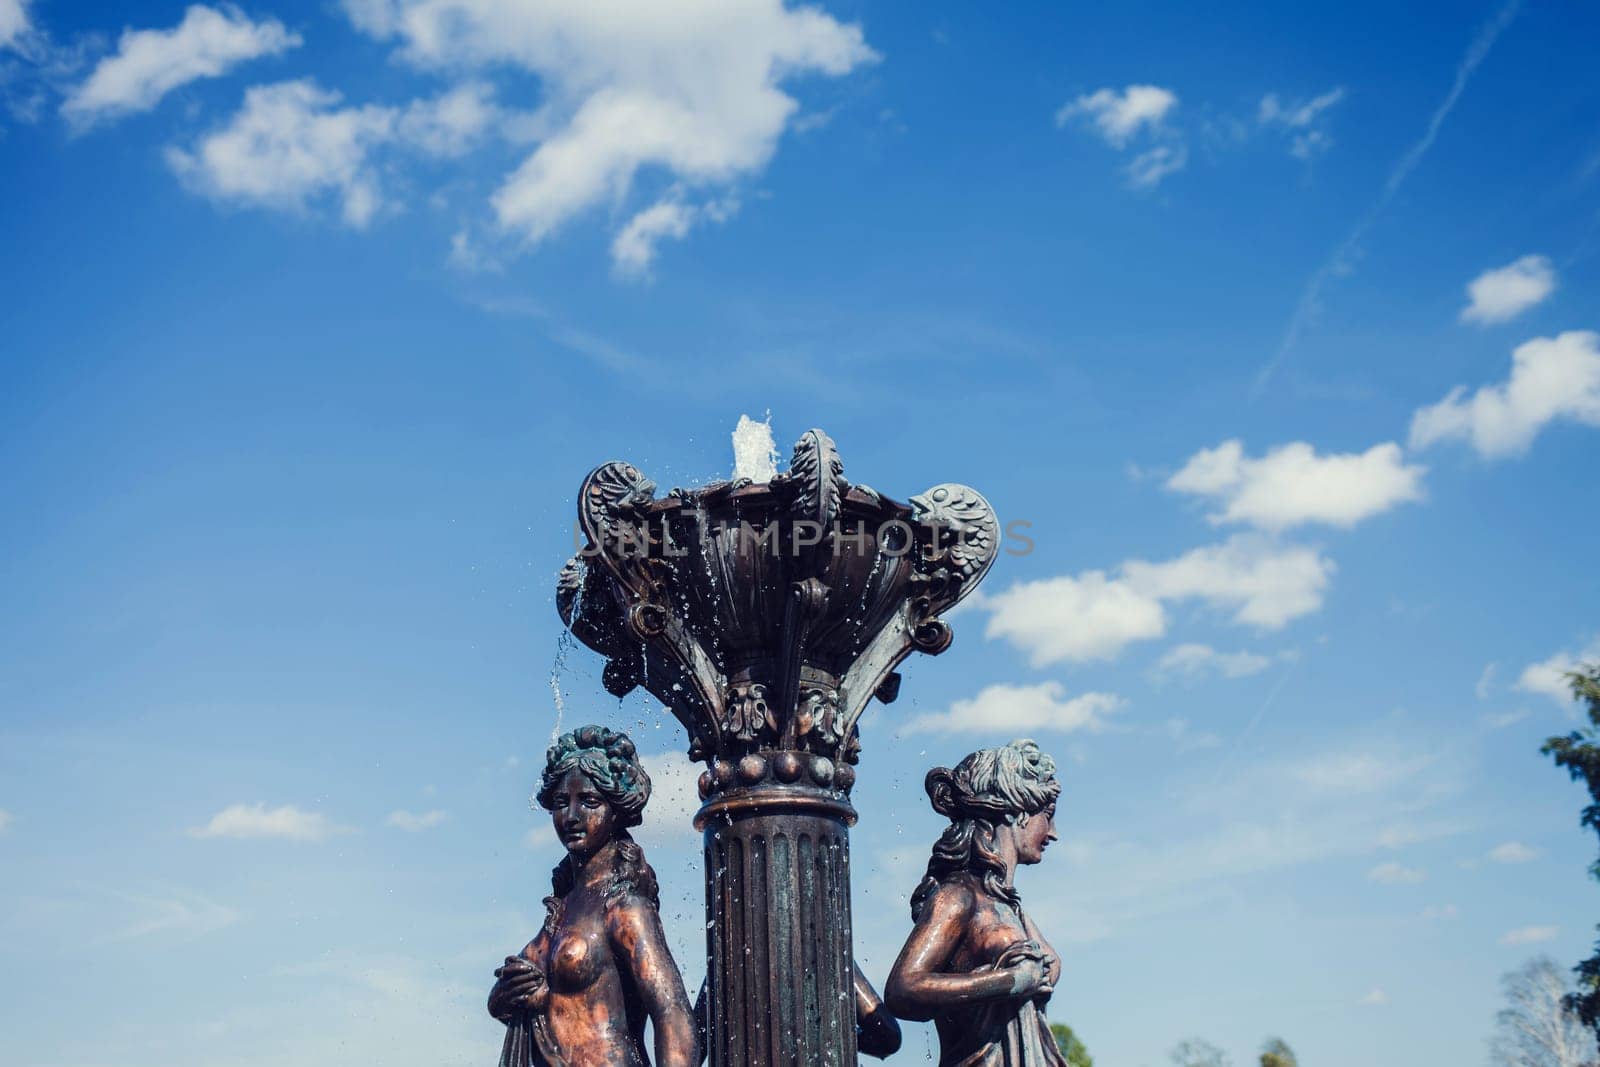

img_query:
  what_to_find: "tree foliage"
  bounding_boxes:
[1490,956,1599,1067]
[1050,1023,1093,1067]
[1542,662,1600,1035]
[1170,1037,1231,1067]
[1259,1036,1298,1067]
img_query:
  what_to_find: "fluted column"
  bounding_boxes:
[700,792,856,1067]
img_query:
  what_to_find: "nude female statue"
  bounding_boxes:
[488,726,697,1067]
[885,739,1067,1066]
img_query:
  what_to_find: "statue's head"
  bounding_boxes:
[912,739,1060,917]
[536,725,651,857]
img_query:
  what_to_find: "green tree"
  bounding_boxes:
[1170,1038,1231,1067]
[1543,662,1600,1037]
[1050,1022,1093,1067]
[1259,1036,1298,1067]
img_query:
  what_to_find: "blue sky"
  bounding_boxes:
[3,1,1600,1064]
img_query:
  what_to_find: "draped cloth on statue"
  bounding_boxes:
[497,1012,568,1067]
[937,942,1070,1067]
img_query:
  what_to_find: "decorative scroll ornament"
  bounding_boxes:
[789,428,844,533]
[910,483,1001,600]
[724,683,774,744]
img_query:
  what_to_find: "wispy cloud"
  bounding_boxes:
[1488,841,1539,863]
[1258,86,1345,159]
[1256,1,1522,394]
[189,802,351,841]
[1515,638,1600,705]
[386,809,447,832]
[0,0,31,52]
[1154,643,1277,681]
[62,5,300,128]
[1368,860,1426,885]
[110,886,241,941]
[1500,924,1558,946]
[902,681,1123,735]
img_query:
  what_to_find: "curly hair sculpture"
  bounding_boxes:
[535,724,653,829]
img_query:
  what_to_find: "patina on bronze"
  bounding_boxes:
[488,726,697,1067]
[885,740,1067,1066]
[556,429,999,1066]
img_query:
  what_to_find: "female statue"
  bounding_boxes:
[488,726,697,1067]
[885,739,1067,1066]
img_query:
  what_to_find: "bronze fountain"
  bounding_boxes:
[489,428,1071,1065]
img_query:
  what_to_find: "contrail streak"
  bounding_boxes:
[1253,0,1522,397]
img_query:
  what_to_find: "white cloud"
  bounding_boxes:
[1423,903,1460,920]
[1259,87,1345,129]
[903,681,1123,735]
[1517,639,1600,705]
[167,79,397,226]
[1057,84,1178,148]
[1156,642,1272,681]
[62,5,300,127]
[343,0,875,267]
[1488,841,1539,864]
[1124,534,1335,629]
[1481,708,1530,730]
[982,570,1166,665]
[1167,439,1425,531]
[386,809,447,831]
[396,80,498,157]
[611,197,695,277]
[1125,144,1186,188]
[1410,331,1600,457]
[1359,987,1389,1006]
[0,0,29,52]
[1368,861,1425,885]
[189,802,349,841]
[1500,925,1558,946]
[1258,87,1344,159]
[166,77,504,226]
[1461,254,1556,325]
[0,807,13,833]
[982,537,1331,665]
[1260,87,1345,129]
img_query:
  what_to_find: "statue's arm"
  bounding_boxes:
[852,961,903,1058]
[609,898,698,1067]
[884,884,1018,1020]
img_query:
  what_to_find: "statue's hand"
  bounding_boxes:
[1003,955,1052,999]
[489,956,549,1021]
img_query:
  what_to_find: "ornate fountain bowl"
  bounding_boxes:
[557,428,999,815]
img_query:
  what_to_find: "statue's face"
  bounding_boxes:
[549,768,616,858]
[1014,801,1058,865]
